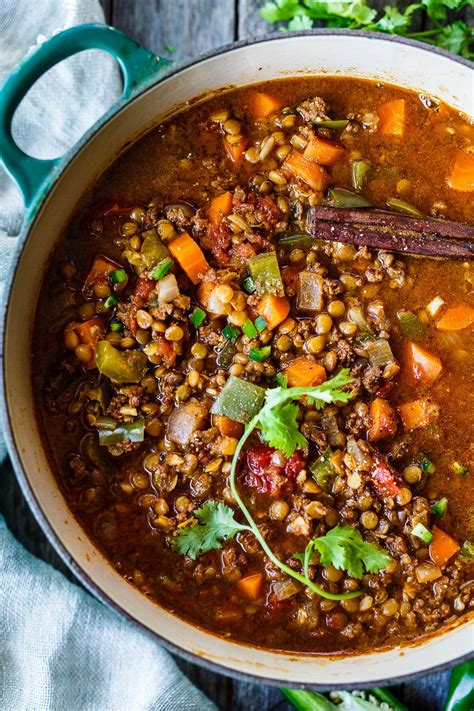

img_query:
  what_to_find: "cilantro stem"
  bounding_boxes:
[229,388,362,602]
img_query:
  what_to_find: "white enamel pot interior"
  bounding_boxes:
[3,31,473,687]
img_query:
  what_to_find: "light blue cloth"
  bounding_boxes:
[0,3,216,709]
[0,516,216,711]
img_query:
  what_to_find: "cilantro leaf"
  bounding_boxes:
[314,525,392,579]
[260,0,302,23]
[259,0,472,57]
[258,401,308,456]
[434,21,473,58]
[373,5,418,33]
[257,369,353,457]
[173,501,248,559]
[420,0,469,21]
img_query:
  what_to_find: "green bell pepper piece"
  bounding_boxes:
[98,417,145,445]
[95,340,147,383]
[210,375,265,423]
[310,447,336,492]
[248,252,284,296]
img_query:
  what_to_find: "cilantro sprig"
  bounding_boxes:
[174,369,392,600]
[260,0,473,59]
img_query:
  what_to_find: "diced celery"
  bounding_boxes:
[367,338,394,367]
[249,346,271,362]
[210,376,266,423]
[190,307,206,328]
[278,233,316,250]
[242,320,258,339]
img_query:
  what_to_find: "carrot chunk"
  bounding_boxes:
[208,192,233,224]
[84,255,121,289]
[368,398,398,441]
[283,150,330,191]
[223,136,248,167]
[247,91,283,119]
[237,573,264,600]
[214,415,244,439]
[437,305,474,331]
[303,135,345,166]
[430,526,460,568]
[284,356,327,388]
[448,151,474,192]
[257,295,290,331]
[378,99,405,136]
[169,232,209,285]
[406,342,443,386]
[398,399,439,431]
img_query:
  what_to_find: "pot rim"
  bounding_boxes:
[1,28,473,690]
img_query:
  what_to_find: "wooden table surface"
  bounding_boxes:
[2,1,469,708]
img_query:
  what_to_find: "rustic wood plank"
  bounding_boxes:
[113,0,236,60]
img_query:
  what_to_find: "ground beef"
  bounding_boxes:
[362,365,383,393]
[296,96,327,123]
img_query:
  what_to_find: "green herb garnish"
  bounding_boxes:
[260,0,473,59]
[421,456,436,474]
[412,523,433,544]
[190,307,206,328]
[453,461,469,477]
[431,497,448,516]
[104,294,119,309]
[249,345,271,362]
[254,315,268,333]
[223,324,240,342]
[242,319,258,339]
[110,268,128,284]
[173,501,250,559]
[242,275,256,294]
[150,257,174,281]
[175,369,383,601]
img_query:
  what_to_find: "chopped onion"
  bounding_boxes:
[321,412,341,447]
[157,273,179,303]
[272,579,300,600]
[297,271,324,314]
[415,562,442,584]
[426,296,445,319]
[346,437,372,471]
[347,305,371,333]
[167,403,207,447]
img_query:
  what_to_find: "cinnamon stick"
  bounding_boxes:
[306,207,474,259]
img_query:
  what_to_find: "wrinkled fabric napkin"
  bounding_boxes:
[0,3,216,709]
[0,517,216,711]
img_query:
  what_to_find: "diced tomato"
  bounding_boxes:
[284,451,306,481]
[368,453,402,498]
[247,445,275,475]
[133,278,156,303]
[265,593,292,618]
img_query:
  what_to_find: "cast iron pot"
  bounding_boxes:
[1,24,473,689]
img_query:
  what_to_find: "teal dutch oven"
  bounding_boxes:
[1,23,472,688]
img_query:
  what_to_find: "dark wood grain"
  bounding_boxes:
[4,0,466,709]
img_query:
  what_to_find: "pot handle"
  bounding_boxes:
[0,23,172,207]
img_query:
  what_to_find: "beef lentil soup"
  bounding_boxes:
[34,78,474,654]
